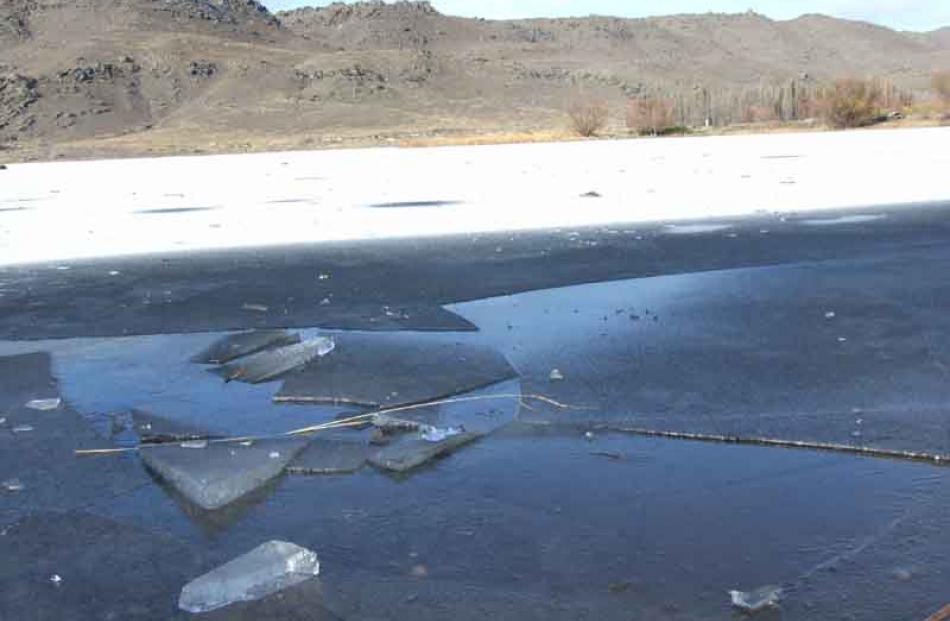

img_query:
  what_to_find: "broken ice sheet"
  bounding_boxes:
[275,332,517,408]
[140,439,305,510]
[369,431,482,473]
[286,437,372,475]
[729,585,782,612]
[192,330,301,365]
[179,540,320,613]
[214,337,335,384]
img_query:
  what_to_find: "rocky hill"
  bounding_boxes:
[1,0,948,157]
[928,26,950,47]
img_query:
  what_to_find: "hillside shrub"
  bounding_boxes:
[568,99,608,137]
[626,96,675,135]
[819,79,885,128]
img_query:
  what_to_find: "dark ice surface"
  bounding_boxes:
[0,353,149,527]
[4,202,950,340]
[0,511,203,620]
[78,429,950,621]
[450,245,950,456]
[3,202,950,620]
[276,332,518,408]
[0,351,59,408]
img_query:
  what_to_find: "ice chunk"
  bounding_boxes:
[215,337,335,384]
[178,540,320,613]
[420,425,464,442]
[140,439,306,510]
[275,333,517,407]
[729,585,782,612]
[25,398,62,411]
[286,438,372,475]
[2,478,25,492]
[192,330,301,364]
[369,432,481,473]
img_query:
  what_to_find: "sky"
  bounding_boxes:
[261,1,950,32]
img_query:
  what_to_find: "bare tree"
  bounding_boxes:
[568,99,609,137]
[934,71,950,103]
[626,96,674,135]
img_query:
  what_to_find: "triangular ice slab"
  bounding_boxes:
[140,439,305,510]
[192,330,301,364]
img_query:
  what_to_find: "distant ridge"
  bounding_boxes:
[1,0,948,154]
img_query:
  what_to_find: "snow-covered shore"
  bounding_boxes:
[1,127,949,266]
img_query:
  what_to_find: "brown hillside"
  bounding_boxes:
[2,0,948,156]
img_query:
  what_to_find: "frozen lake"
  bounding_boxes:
[2,132,950,620]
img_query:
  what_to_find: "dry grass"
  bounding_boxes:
[5,114,948,164]
[398,130,579,148]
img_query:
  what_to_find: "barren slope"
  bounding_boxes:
[1,0,948,156]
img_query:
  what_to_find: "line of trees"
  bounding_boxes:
[569,74,938,137]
